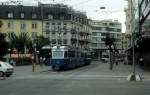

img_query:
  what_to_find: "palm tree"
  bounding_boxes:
[34,35,50,51]
[0,33,9,59]
[104,33,117,70]
[0,20,9,59]
[8,32,30,59]
[0,20,2,28]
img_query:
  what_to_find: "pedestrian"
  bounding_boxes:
[115,60,118,65]
[139,57,144,66]
[10,59,14,66]
[39,57,43,68]
[0,72,6,80]
[124,56,128,65]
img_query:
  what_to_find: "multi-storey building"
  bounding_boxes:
[125,0,139,64]
[0,5,42,40]
[40,4,91,50]
[0,3,91,50]
[90,20,122,61]
[138,0,150,65]
[122,33,128,53]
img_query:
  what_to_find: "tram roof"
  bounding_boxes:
[41,45,51,49]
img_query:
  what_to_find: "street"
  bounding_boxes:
[1,61,150,95]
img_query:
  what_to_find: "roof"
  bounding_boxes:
[0,5,41,20]
[0,4,88,22]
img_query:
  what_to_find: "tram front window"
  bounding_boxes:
[52,51,64,59]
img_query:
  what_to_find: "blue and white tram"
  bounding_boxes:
[49,45,91,71]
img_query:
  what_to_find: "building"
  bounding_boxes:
[90,20,122,61]
[40,3,91,50]
[0,3,91,50]
[122,33,128,53]
[138,0,150,66]
[0,5,42,40]
[124,0,139,64]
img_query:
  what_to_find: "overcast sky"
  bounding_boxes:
[0,0,127,32]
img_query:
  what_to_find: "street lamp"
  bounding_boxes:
[125,0,142,81]
[36,50,39,64]
[8,48,11,63]
[32,43,37,72]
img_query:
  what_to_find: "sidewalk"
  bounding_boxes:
[91,61,150,80]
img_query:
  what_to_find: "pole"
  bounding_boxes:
[132,33,135,75]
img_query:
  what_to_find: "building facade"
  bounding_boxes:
[138,0,150,66]
[124,0,140,64]
[90,20,122,61]
[40,4,91,50]
[0,4,91,50]
[0,5,42,40]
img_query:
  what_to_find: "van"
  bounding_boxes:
[0,61,14,77]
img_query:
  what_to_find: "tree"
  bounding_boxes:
[34,35,50,51]
[8,32,31,65]
[8,32,30,53]
[0,20,9,59]
[0,20,2,28]
[104,33,118,70]
[0,33,9,59]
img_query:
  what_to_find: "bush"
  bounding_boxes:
[15,58,32,66]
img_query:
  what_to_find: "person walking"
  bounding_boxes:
[0,73,6,80]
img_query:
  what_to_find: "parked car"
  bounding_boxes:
[0,61,14,77]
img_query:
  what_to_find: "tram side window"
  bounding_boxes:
[64,51,68,58]
[68,51,75,57]
[77,52,81,58]
[81,52,85,57]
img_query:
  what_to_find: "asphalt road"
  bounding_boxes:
[1,61,150,95]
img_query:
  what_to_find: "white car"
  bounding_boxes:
[0,61,14,77]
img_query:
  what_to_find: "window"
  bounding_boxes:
[57,22,61,25]
[52,32,55,35]
[103,23,107,26]
[63,32,67,35]
[68,51,75,57]
[92,43,97,47]
[109,23,115,26]
[52,39,56,44]
[52,23,55,25]
[106,27,114,31]
[32,13,37,19]
[48,14,53,19]
[20,22,26,30]
[7,21,13,29]
[0,64,1,67]
[52,51,64,59]
[45,22,50,29]
[8,13,13,18]
[101,33,106,36]
[32,32,37,38]
[63,39,67,44]
[117,29,121,32]
[63,26,67,30]
[60,16,64,20]
[92,32,97,36]
[92,26,102,30]
[21,13,24,18]
[101,38,106,42]
[32,22,37,29]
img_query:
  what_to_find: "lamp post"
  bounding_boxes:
[32,43,37,72]
[126,0,142,81]
[8,48,11,63]
[36,50,39,64]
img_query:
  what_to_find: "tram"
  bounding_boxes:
[48,45,91,71]
[40,45,51,65]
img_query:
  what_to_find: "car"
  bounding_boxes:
[0,61,14,77]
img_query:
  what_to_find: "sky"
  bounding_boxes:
[0,0,127,32]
